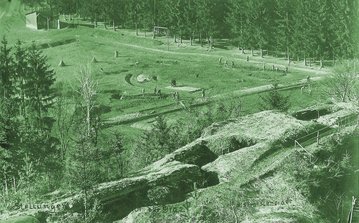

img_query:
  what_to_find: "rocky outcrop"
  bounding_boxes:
[202,143,269,182]
[139,141,217,172]
[53,161,212,221]
[48,141,219,222]
[200,111,308,155]
[8,111,341,223]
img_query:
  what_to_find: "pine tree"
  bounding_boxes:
[132,0,146,35]
[195,0,214,47]
[13,40,28,117]
[260,83,290,112]
[25,42,56,128]
[102,0,121,31]
[139,115,175,163]
[274,0,294,58]
[0,36,16,152]
[0,36,13,99]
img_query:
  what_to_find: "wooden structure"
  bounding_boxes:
[25,11,58,30]
[153,26,168,38]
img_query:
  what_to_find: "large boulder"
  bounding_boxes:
[139,141,217,172]
[54,161,208,221]
[202,143,270,182]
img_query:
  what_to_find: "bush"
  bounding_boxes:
[260,83,290,112]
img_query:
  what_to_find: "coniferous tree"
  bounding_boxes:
[260,83,290,112]
[13,40,28,117]
[274,0,294,58]
[127,0,146,35]
[139,115,176,163]
[0,36,13,99]
[25,43,56,128]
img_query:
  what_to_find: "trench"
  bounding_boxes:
[292,106,334,121]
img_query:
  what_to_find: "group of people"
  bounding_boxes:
[219,57,235,68]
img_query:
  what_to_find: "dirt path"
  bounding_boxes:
[116,42,330,76]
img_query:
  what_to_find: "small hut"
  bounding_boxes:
[26,11,58,30]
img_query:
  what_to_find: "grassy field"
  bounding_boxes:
[0,0,329,142]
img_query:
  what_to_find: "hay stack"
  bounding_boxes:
[58,60,65,67]
[91,56,98,63]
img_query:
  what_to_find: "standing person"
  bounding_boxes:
[154,87,157,95]
[306,76,311,93]
[202,89,206,98]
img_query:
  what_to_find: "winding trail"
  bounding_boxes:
[116,42,330,76]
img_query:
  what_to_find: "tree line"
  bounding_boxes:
[22,0,359,60]
[0,37,114,219]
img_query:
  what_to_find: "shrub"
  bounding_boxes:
[260,83,290,112]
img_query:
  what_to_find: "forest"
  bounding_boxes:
[23,0,359,60]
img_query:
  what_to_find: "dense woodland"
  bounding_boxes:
[23,0,359,60]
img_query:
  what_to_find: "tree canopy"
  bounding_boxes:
[22,0,359,60]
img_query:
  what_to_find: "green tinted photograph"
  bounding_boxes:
[0,0,358,222]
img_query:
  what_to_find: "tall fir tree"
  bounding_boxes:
[25,43,56,129]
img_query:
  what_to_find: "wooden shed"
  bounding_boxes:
[25,11,58,30]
